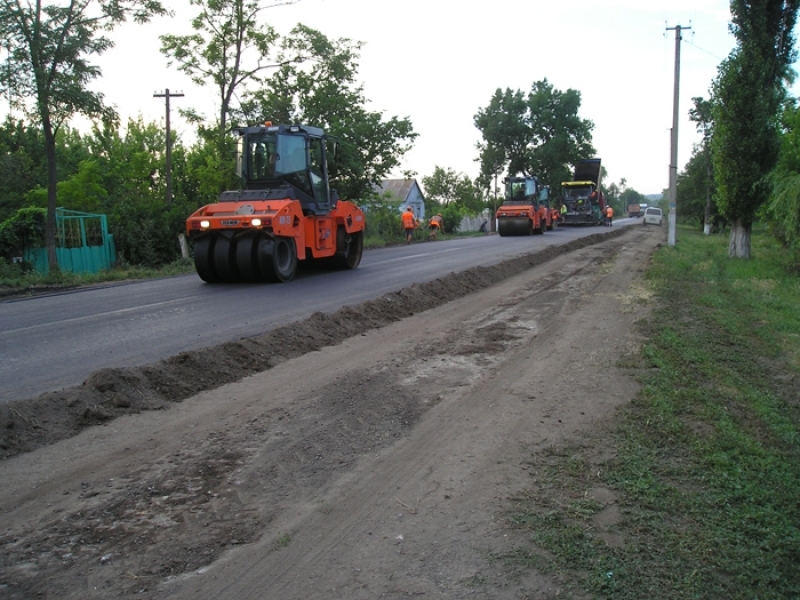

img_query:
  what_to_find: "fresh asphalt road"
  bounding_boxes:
[0,220,641,402]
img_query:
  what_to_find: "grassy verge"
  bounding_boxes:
[503,226,800,599]
[0,258,195,297]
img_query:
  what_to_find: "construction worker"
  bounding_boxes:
[428,213,444,240]
[605,204,614,226]
[401,206,417,244]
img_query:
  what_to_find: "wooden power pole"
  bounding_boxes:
[153,89,184,205]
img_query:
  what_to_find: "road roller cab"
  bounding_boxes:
[186,123,365,283]
[496,176,548,236]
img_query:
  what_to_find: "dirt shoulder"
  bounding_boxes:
[0,226,664,599]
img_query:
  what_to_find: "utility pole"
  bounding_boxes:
[153,89,184,205]
[666,23,690,248]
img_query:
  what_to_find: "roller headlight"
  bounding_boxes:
[251,218,262,226]
[200,220,210,228]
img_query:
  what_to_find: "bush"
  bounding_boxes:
[0,207,46,261]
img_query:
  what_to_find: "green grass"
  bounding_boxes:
[0,257,196,295]
[503,226,800,599]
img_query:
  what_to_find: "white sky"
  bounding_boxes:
[77,0,762,195]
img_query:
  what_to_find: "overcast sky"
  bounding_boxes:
[81,0,770,195]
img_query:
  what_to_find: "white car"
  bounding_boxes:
[643,207,663,226]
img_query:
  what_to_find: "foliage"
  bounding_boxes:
[0,207,46,260]
[359,192,404,244]
[678,145,722,230]
[0,0,169,269]
[474,79,595,193]
[422,166,485,213]
[766,102,800,250]
[111,196,195,267]
[504,226,800,598]
[160,0,285,142]
[711,0,799,257]
[682,96,717,229]
[440,203,467,234]
[239,25,417,203]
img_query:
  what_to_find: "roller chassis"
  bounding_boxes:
[187,198,364,283]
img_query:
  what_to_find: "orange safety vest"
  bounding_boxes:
[401,211,416,229]
[429,216,443,229]
[606,206,614,218]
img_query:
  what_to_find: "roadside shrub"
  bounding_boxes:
[0,207,46,261]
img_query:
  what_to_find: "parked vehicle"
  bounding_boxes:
[643,207,663,226]
[627,203,642,218]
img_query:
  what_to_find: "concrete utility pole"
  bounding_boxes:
[153,89,184,205]
[666,23,690,248]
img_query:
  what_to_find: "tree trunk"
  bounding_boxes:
[728,219,751,258]
[44,119,59,272]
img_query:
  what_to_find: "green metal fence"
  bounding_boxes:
[24,208,116,275]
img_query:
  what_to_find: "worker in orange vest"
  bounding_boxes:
[428,213,443,240]
[605,205,614,226]
[401,206,418,244]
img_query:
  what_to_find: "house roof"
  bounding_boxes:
[372,179,421,202]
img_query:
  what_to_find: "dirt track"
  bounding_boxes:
[0,225,664,599]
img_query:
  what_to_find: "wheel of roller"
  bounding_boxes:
[336,229,363,270]
[193,235,219,283]
[235,232,264,282]
[212,234,240,282]
[261,236,297,282]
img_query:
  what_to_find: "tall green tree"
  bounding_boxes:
[239,25,417,202]
[422,166,484,213]
[689,96,716,233]
[0,0,168,270]
[711,0,799,258]
[474,79,595,192]
[160,0,293,153]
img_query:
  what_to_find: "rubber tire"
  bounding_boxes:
[262,236,298,282]
[213,235,239,282]
[335,229,363,270]
[235,232,264,282]
[193,235,220,283]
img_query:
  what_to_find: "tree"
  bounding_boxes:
[689,96,716,234]
[160,0,294,150]
[474,79,595,192]
[766,102,800,250]
[239,25,417,202]
[0,118,47,222]
[711,0,799,258]
[678,145,722,230]
[422,166,483,212]
[0,0,168,270]
[474,88,528,180]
